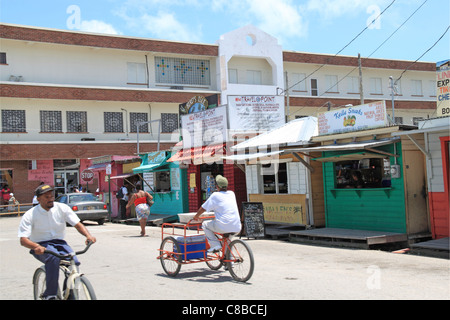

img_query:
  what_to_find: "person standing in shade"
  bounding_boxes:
[118,184,129,220]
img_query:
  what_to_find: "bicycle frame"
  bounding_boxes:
[37,241,93,300]
[159,219,237,265]
[59,259,84,300]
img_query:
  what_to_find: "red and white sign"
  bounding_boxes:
[227,95,285,132]
[81,169,95,182]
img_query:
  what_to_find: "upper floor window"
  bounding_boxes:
[127,62,147,84]
[370,77,383,94]
[411,80,423,96]
[246,70,262,85]
[229,69,238,84]
[161,113,179,133]
[40,111,62,133]
[0,52,6,64]
[325,75,339,93]
[2,110,26,132]
[155,56,210,86]
[67,111,87,133]
[130,112,148,133]
[348,77,359,94]
[290,73,307,93]
[104,112,123,133]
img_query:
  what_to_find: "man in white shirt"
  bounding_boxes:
[192,175,241,252]
[18,184,96,300]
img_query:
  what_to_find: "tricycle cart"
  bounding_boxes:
[157,218,254,282]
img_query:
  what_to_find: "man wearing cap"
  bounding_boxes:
[192,175,241,253]
[18,184,96,300]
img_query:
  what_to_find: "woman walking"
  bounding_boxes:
[126,183,153,236]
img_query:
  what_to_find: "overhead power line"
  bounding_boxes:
[283,0,396,95]
[288,0,445,117]
[395,24,450,83]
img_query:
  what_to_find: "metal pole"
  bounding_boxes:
[358,53,364,105]
[136,119,162,154]
[389,76,395,124]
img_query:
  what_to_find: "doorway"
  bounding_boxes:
[54,170,79,197]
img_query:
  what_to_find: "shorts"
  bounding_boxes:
[135,203,150,220]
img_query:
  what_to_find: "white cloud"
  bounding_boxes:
[80,20,121,35]
[247,0,308,39]
[304,0,391,19]
[210,0,308,43]
[140,11,202,42]
[114,1,202,42]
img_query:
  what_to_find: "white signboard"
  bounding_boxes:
[180,105,228,148]
[228,95,285,132]
[318,101,388,135]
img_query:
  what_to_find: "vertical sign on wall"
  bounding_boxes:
[437,67,450,117]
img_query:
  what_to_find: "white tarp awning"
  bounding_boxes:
[222,150,284,161]
[285,137,400,154]
[231,116,318,151]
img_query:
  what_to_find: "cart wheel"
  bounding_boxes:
[160,237,182,277]
[226,239,254,282]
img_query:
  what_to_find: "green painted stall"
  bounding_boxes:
[320,141,407,233]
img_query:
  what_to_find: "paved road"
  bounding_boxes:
[1,216,449,301]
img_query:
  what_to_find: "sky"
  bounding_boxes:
[0,0,449,63]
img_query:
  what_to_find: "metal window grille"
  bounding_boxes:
[161,113,179,133]
[130,112,148,133]
[40,110,62,132]
[155,56,210,86]
[67,111,87,132]
[1,109,26,132]
[104,112,123,133]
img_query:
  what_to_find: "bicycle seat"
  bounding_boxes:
[221,233,235,238]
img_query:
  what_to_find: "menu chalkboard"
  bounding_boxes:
[242,202,265,239]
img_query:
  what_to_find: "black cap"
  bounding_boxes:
[35,184,54,196]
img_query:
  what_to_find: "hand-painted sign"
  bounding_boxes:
[318,101,388,135]
[437,67,450,117]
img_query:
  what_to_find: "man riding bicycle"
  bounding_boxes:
[192,175,241,253]
[18,184,96,300]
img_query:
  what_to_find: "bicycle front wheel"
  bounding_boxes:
[72,276,96,300]
[226,239,254,282]
[32,266,62,300]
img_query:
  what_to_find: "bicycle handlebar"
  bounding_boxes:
[44,241,94,259]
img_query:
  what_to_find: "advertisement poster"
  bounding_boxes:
[318,101,388,136]
[180,105,227,148]
[227,95,285,132]
[437,67,450,117]
[28,160,53,185]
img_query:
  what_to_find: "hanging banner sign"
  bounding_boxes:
[318,101,388,135]
[227,95,285,132]
[437,67,450,117]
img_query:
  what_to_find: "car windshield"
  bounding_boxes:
[69,193,97,203]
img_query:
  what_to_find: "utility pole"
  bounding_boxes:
[389,76,396,124]
[358,53,364,105]
[285,71,290,122]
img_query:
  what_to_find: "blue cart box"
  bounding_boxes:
[175,235,206,260]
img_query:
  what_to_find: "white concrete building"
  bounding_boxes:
[0,23,438,203]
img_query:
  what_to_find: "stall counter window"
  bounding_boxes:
[335,158,391,189]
